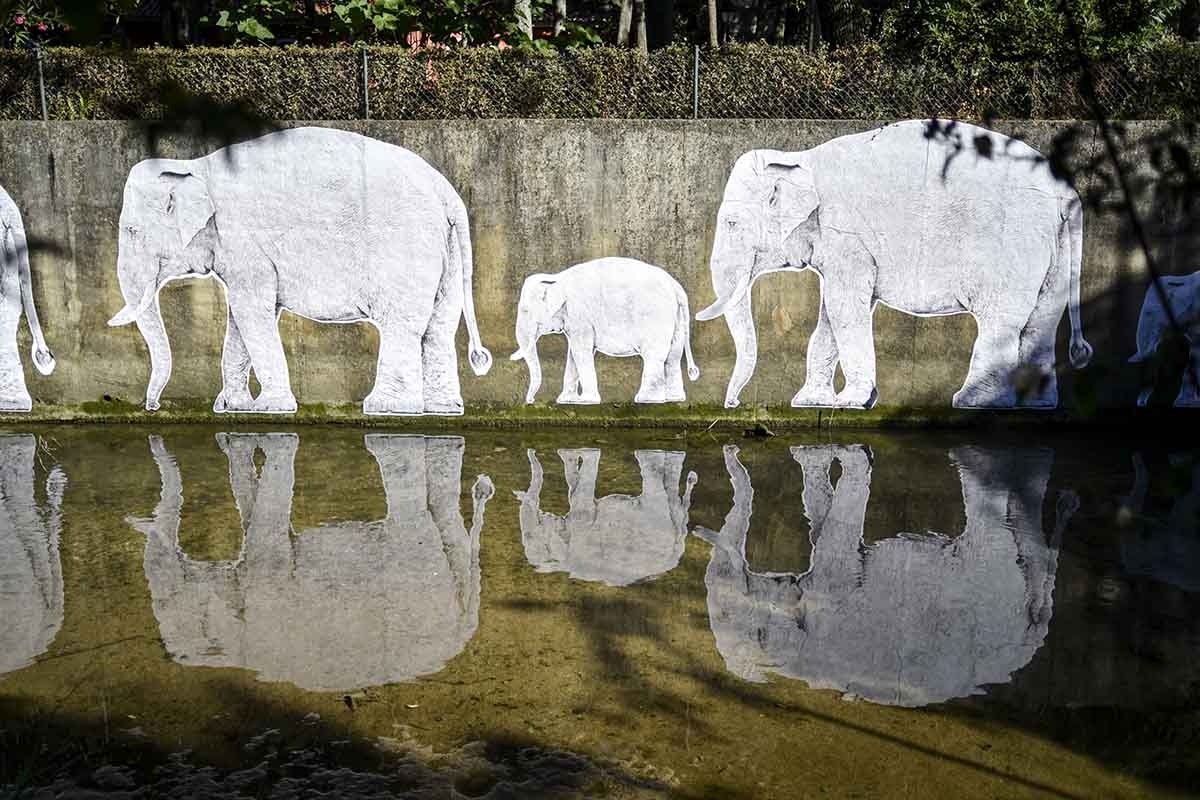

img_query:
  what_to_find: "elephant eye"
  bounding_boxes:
[124,225,140,237]
[726,219,738,230]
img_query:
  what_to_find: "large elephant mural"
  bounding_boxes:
[130,432,494,692]
[0,185,56,413]
[511,258,700,405]
[0,434,66,678]
[515,448,697,586]
[1119,453,1199,593]
[1129,271,1199,407]
[694,443,1076,706]
[107,126,492,416]
[696,120,1093,410]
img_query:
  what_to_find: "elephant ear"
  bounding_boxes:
[159,171,214,249]
[537,279,567,320]
[762,156,820,250]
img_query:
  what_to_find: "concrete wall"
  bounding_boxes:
[0,120,1191,423]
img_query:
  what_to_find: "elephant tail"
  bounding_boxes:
[6,222,55,375]
[1064,195,1093,369]
[679,289,700,381]
[450,202,492,377]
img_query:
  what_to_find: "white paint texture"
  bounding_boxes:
[1119,453,1200,593]
[107,127,492,416]
[0,185,56,412]
[0,435,66,677]
[694,443,1075,707]
[697,119,1093,410]
[1129,271,1200,407]
[510,258,699,404]
[131,433,494,692]
[515,448,697,587]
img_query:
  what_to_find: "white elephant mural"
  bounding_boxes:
[130,432,494,692]
[0,185,56,412]
[107,127,492,416]
[696,120,1093,410]
[0,434,66,678]
[693,443,1076,706]
[1129,271,1199,407]
[514,448,697,586]
[1119,453,1199,593]
[510,258,699,404]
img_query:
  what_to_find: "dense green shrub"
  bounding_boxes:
[1,41,1197,121]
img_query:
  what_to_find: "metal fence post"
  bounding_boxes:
[361,45,370,120]
[35,45,48,122]
[692,45,699,119]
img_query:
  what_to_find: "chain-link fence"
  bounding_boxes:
[1,42,1197,122]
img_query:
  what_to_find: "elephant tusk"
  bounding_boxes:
[509,350,524,361]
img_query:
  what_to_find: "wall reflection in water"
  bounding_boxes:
[0,435,66,677]
[1120,453,1200,593]
[131,433,494,692]
[695,444,1078,707]
[515,449,697,586]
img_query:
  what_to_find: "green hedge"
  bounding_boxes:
[1,41,1197,121]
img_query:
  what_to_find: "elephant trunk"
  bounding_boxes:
[722,290,758,408]
[10,226,55,375]
[509,327,541,404]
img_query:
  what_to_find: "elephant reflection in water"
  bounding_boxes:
[0,435,66,677]
[1119,453,1199,593]
[132,433,494,692]
[695,444,1077,707]
[515,449,697,587]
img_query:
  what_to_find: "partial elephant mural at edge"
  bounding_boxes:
[0,117,1194,419]
[0,184,56,413]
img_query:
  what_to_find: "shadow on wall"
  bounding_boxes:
[129,432,494,692]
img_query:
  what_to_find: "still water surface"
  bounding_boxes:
[0,425,1197,798]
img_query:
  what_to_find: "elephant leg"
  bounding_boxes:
[954,312,1023,408]
[226,280,297,414]
[556,354,580,404]
[664,332,686,402]
[565,332,601,405]
[634,345,671,403]
[0,271,30,412]
[213,307,254,413]
[822,278,877,409]
[793,296,839,407]
[364,319,425,416]
[1015,278,1067,408]
[421,290,465,416]
[1176,343,1200,407]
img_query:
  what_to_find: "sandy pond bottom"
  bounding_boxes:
[0,424,1197,799]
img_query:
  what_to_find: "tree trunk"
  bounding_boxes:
[554,0,567,35]
[618,0,633,46]
[163,0,190,46]
[515,0,533,40]
[635,0,648,55]
[646,0,675,50]
[1182,0,1200,41]
[708,0,719,47]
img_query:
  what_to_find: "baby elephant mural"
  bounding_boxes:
[107,126,492,416]
[510,258,699,404]
[515,448,697,586]
[0,185,56,412]
[697,120,1092,410]
[0,435,66,678]
[695,443,1075,706]
[130,433,494,692]
[1129,272,1199,407]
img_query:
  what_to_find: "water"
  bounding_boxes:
[0,425,1197,798]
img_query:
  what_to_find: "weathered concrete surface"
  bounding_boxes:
[0,120,1192,424]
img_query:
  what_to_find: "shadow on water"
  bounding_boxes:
[0,425,1197,797]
